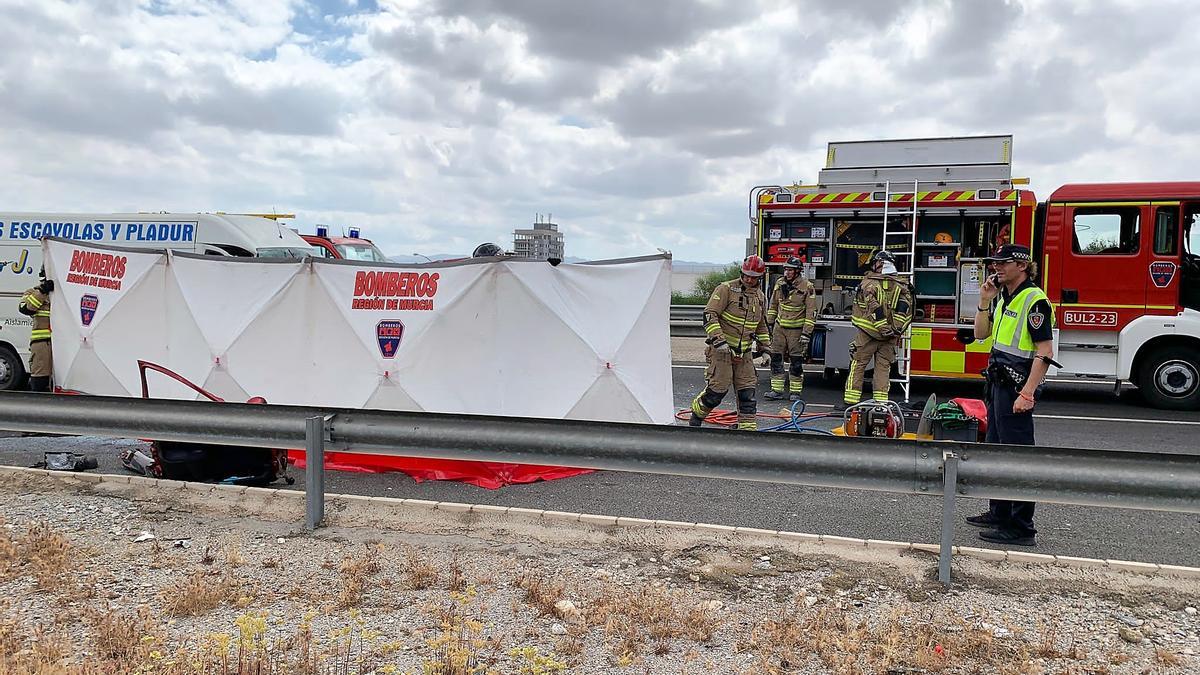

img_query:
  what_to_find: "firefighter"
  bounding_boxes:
[18,267,53,392]
[689,255,770,430]
[843,250,912,406]
[764,256,816,401]
[965,244,1055,547]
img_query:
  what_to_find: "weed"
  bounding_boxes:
[337,544,383,609]
[405,546,439,590]
[514,568,566,617]
[1154,648,1183,666]
[163,570,238,616]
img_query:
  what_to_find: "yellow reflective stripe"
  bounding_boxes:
[704,323,720,334]
[30,330,51,339]
[21,295,42,308]
[720,311,755,327]
[820,193,839,203]
[797,193,819,204]
[35,311,50,317]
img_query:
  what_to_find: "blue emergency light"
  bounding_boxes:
[348,227,361,239]
[316,225,328,237]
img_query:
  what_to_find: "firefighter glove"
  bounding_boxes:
[710,337,730,354]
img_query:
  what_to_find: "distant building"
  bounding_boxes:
[513,215,565,260]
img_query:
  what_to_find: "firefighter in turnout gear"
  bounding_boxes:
[689,255,770,430]
[764,257,817,401]
[19,267,53,392]
[843,250,913,405]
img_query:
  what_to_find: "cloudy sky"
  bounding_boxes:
[1,0,1197,263]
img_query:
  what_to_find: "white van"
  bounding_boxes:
[0,212,312,389]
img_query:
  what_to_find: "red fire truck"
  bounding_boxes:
[752,136,1200,410]
[301,225,390,262]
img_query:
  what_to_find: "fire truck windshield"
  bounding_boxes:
[336,243,390,262]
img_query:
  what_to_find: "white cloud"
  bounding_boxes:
[0,0,1197,262]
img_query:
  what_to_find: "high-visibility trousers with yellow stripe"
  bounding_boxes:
[844,332,896,404]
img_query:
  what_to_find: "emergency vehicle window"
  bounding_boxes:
[309,245,330,258]
[336,244,390,262]
[1153,206,1178,256]
[1072,207,1140,255]
[1185,209,1198,256]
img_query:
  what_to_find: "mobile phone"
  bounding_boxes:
[988,273,1000,286]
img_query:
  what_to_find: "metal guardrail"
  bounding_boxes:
[1,391,1197,584]
[670,304,705,337]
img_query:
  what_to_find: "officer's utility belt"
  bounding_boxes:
[983,362,1028,392]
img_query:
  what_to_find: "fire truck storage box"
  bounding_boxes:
[43,238,674,425]
[914,270,956,297]
[785,222,829,240]
[820,322,857,370]
[766,242,828,265]
[919,249,954,268]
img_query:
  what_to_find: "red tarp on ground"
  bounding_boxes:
[287,450,592,490]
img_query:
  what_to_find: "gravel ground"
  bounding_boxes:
[1,474,1197,674]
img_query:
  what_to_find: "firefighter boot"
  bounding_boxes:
[764,353,786,400]
[736,388,758,431]
[788,359,805,401]
[689,387,726,427]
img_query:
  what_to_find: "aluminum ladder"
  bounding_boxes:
[880,180,919,403]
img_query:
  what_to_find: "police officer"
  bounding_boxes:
[843,250,912,406]
[689,255,770,430]
[764,257,816,401]
[19,267,53,392]
[965,244,1055,547]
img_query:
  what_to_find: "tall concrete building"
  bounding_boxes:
[513,215,565,260]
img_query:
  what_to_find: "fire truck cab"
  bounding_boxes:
[1042,184,1200,408]
[751,136,1200,410]
[301,225,390,263]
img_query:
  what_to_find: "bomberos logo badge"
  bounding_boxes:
[376,320,404,358]
[80,294,99,326]
[1149,261,1177,288]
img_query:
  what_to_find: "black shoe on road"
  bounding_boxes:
[763,390,785,401]
[978,529,1036,547]
[965,512,1002,528]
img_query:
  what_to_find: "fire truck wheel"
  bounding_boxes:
[0,346,26,392]
[1137,345,1200,410]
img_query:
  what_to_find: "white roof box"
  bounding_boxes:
[818,135,1012,186]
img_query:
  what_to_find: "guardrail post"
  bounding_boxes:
[305,415,326,531]
[938,451,959,585]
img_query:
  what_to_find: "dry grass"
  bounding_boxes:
[447,549,466,593]
[583,583,721,663]
[88,606,159,663]
[403,545,439,590]
[336,543,382,609]
[1155,648,1184,666]
[162,570,239,616]
[0,522,76,592]
[741,601,1045,674]
[514,568,568,617]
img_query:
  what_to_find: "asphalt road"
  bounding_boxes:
[1,367,1197,567]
